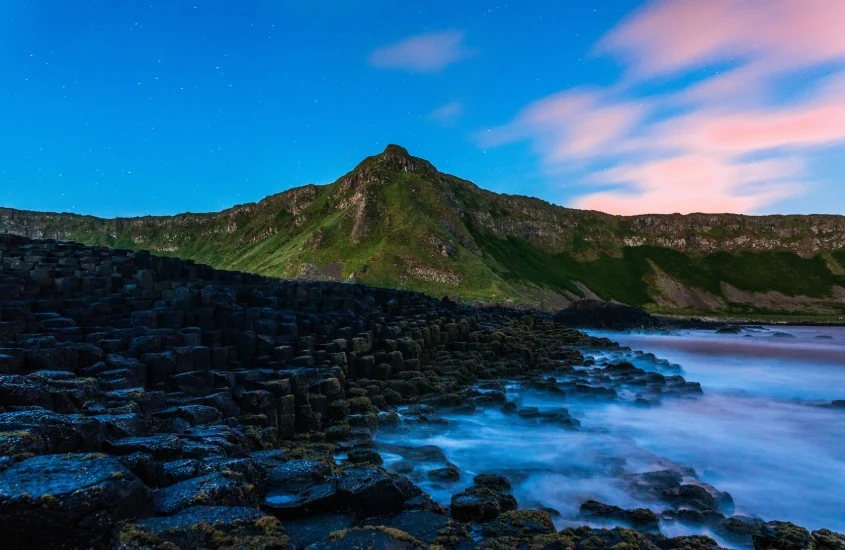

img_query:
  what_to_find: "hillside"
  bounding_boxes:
[3,144,845,316]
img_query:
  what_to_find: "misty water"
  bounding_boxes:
[375,326,845,544]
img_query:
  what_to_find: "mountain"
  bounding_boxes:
[3,144,845,316]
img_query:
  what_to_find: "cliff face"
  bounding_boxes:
[3,145,845,315]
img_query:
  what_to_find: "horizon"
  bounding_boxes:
[3,1,845,218]
[4,141,845,221]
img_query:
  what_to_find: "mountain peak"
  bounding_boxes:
[381,144,411,158]
[355,144,437,176]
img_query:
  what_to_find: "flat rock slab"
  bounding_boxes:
[307,526,425,550]
[0,453,153,549]
[113,505,286,549]
[153,472,260,515]
[361,511,454,545]
[284,512,357,549]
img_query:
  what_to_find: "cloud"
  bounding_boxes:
[599,0,845,78]
[482,0,845,215]
[481,90,647,161]
[369,30,475,73]
[574,155,802,215]
[428,100,463,125]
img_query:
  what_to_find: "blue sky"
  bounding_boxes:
[2,0,844,218]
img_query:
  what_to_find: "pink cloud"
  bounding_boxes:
[601,0,845,77]
[645,81,845,154]
[480,90,647,161]
[369,30,475,72]
[575,155,801,215]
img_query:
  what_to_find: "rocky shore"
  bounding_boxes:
[0,234,842,550]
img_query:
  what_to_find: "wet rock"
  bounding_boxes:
[428,466,460,482]
[0,408,105,455]
[553,299,656,330]
[267,459,331,484]
[337,466,420,518]
[104,434,185,461]
[0,374,52,409]
[451,484,515,523]
[153,472,260,515]
[284,512,357,549]
[113,505,286,549]
[627,469,684,501]
[361,510,455,546]
[715,515,766,545]
[474,473,512,491]
[808,528,845,550]
[346,448,384,466]
[0,453,153,550]
[307,525,425,549]
[481,509,556,538]
[580,500,660,531]
[262,481,340,520]
[663,484,721,513]
[753,521,811,550]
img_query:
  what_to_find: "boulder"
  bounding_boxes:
[0,453,153,549]
[553,299,656,330]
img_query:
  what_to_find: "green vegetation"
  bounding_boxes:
[3,144,845,317]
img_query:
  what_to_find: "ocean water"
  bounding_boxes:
[375,326,845,542]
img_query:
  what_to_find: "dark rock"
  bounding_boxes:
[0,453,153,549]
[428,466,460,482]
[481,509,556,538]
[346,448,384,466]
[306,525,425,549]
[0,408,105,455]
[474,473,512,491]
[553,299,656,330]
[361,510,455,545]
[451,485,505,523]
[113,505,286,549]
[337,466,419,518]
[153,472,260,515]
[753,521,811,550]
[284,512,357,549]
[580,499,660,531]
[104,434,184,461]
[262,481,340,520]
[664,484,721,513]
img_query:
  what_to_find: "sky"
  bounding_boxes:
[2,0,845,218]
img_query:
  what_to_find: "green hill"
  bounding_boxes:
[3,145,845,317]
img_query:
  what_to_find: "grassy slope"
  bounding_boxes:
[4,149,845,317]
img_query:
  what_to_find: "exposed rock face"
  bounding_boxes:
[2,146,845,312]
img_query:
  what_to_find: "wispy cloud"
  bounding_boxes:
[428,100,464,125]
[573,155,802,216]
[369,30,476,73]
[599,0,845,80]
[481,90,647,161]
[483,0,845,215]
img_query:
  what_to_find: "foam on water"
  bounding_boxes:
[376,326,845,541]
